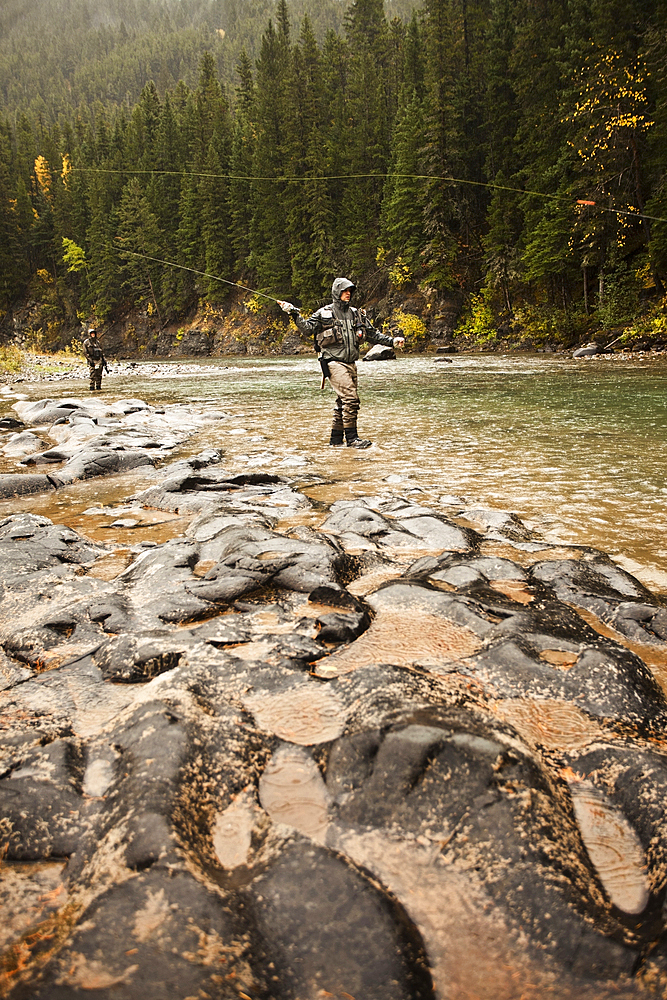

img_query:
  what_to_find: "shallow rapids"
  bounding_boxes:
[2,351,667,593]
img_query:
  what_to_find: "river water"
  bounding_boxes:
[3,352,667,594]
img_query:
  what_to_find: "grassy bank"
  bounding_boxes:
[0,347,83,383]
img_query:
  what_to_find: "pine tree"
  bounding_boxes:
[419,0,460,290]
[201,135,234,300]
[0,121,27,307]
[247,16,292,292]
[338,0,391,277]
[285,16,334,302]
[149,92,185,245]
[87,198,119,321]
[380,87,428,278]
[116,176,164,319]
[229,50,256,275]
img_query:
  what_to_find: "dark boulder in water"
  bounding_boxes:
[0,472,55,497]
[363,343,396,361]
[573,343,601,358]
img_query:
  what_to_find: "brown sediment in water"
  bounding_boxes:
[258,745,330,843]
[347,566,407,596]
[539,649,579,669]
[563,775,651,917]
[488,579,535,604]
[243,684,347,745]
[477,540,587,565]
[490,698,609,752]
[313,608,485,677]
[87,550,134,580]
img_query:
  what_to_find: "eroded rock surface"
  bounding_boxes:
[0,396,220,498]
[2,418,667,999]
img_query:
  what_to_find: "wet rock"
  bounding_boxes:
[0,513,105,582]
[0,472,55,497]
[315,610,370,643]
[325,706,642,984]
[137,468,300,519]
[363,343,397,361]
[13,398,87,426]
[2,429,47,457]
[245,841,434,999]
[321,501,476,554]
[21,446,75,464]
[532,554,667,646]
[0,737,100,860]
[1,398,221,499]
[48,446,155,487]
[0,649,32,690]
[28,868,251,1000]
[4,488,667,999]
[461,506,534,542]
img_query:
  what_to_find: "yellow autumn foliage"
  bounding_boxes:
[34,156,52,199]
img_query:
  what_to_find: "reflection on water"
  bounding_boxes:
[2,352,667,592]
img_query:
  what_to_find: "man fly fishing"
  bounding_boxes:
[279,278,404,448]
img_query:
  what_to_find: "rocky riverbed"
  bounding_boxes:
[2,393,667,1000]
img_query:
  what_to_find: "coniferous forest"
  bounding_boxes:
[2,0,667,349]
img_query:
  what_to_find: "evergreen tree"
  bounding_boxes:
[338,0,391,277]
[247,16,292,291]
[380,87,428,278]
[0,122,27,307]
[148,92,185,245]
[285,16,334,302]
[229,51,256,275]
[116,176,164,319]
[201,136,235,300]
[419,0,460,290]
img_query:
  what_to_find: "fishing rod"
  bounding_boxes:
[71,165,667,226]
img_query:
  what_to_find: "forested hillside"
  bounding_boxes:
[1,0,416,120]
[2,0,667,351]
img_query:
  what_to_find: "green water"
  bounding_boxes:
[3,352,667,593]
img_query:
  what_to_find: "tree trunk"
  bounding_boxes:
[583,265,588,314]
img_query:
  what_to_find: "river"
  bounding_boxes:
[2,351,667,594]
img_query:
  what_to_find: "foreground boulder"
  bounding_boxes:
[2,487,667,999]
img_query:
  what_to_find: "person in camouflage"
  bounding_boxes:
[82,327,108,391]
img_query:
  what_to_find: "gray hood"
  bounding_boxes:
[331,277,356,306]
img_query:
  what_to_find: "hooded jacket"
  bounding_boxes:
[294,278,394,364]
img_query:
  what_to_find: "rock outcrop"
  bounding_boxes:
[2,446,667,998]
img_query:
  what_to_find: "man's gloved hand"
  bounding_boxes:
[393,336,405,348]
[278,300,299,316]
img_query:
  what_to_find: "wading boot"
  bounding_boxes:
[345,426,372,449]
[329,428,345,447]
